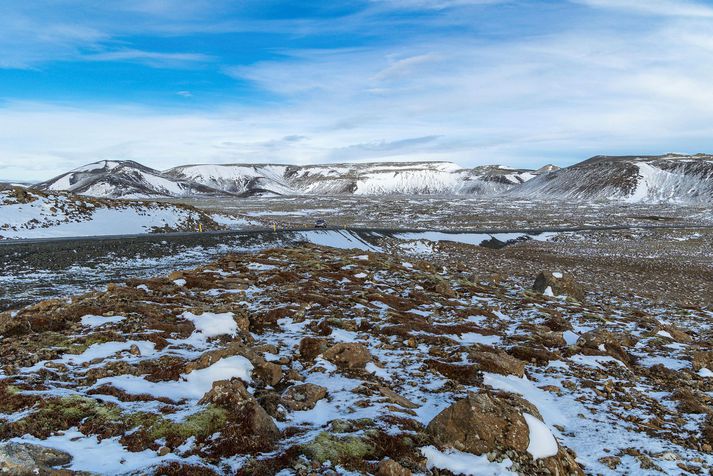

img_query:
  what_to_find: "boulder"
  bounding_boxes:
[0,442,72,475]
[577,329,636,367]
[691,350,713,372]
[376,458,412,476]
[532,271,585,302]
[426,391,533,455]
[426,390,583,475]
[469,348,526,377]
[323,343,371,369]
[200,379,279,453]
[280,383,328,411]
[298,337,329,362]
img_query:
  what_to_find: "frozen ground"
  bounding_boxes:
[0,229,549,311]
[1,194,711,475]
[167,195,713,231]
[0,244,710,475]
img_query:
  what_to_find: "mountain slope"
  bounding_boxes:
[0,186,224,239]
[511,154,713,203]
[36,160,229,199]
[167,161,542,196]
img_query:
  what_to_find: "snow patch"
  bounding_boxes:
[420,446,515,476]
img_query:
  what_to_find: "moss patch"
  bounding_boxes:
[122,406,229,451]
[302,432,375,465]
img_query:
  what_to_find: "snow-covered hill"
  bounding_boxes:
[36,160,230,199]
[39,160,543,198]
[512,154,713,203]
[35,155,713,203]
[0,187,224,239]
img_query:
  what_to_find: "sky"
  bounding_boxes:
[3,0,713,181]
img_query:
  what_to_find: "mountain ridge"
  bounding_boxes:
[37,160,545,199]
[33,154,713,203]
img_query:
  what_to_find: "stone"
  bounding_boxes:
[469,348,525,377]
[426,390,533,455]
[378,386,420,409]
[532,271,585,302]
[200,379,280,453]
[298,337,329,362]
[281,383,328,411]
[376,458,412,476]
[0,442,72,475]
[323,343,371,369]
[426,390,584,476]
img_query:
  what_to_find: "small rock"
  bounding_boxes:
[378,386,420,409]
[376,458,412,476]
[281,383,328,411]
[0,442,72,475]
[532,271,585,302]
[323,343,371,369]
[299,337,329,362]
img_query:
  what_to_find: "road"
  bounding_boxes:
[2,222,713,247]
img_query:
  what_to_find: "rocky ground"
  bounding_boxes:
[0,243,711,475]
[168,195,713,231]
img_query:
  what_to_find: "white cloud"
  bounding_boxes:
[84,49,214,68]
[572,0,713,18]
[3,1,713,180]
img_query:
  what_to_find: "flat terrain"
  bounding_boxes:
[3,196,712,311]
[167,195,713,230]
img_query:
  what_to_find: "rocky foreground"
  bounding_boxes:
[0,244,711,475]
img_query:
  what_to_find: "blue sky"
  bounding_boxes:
[3,0,713,180]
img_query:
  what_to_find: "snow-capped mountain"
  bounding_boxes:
[38,160,543,198]
[36,160,230,199]
[38,154,713,203]
[167,162,540,196]
[512,154,713,203]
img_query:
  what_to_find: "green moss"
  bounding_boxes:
[4,384,20,395]
[7,395,122,438]
[302,432,374,464]
[126,406,229,442]
[65,333,122,355]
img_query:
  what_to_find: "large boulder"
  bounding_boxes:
[427,391,532,455]
[532,271,585,302]
[200,379,279,453]
[426,390,583,475]
[0,442,72,475]
[323,343,371,369]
